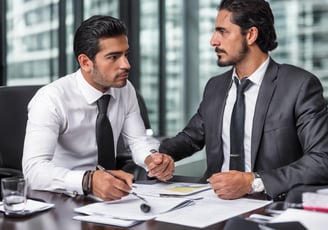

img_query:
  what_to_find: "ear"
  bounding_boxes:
[246,26,258,46]
[78,54,93,73]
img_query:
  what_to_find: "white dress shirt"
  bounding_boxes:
[221,57,270,172]
[22,69,159,195]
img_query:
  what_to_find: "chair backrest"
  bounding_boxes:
[116,90,152,155]
[116,91,153,180]
[136,91,151,130]
[0,85,42,171]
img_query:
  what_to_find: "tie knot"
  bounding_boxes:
[234,77,252,93]
[97,95,111,114]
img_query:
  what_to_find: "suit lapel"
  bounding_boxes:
[251,59,279,169]
[216,72,234,145]
[206,70,233,175]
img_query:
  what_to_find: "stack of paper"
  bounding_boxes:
[74,195,196,227]
[73,182,272,228]
[73,215,140,227]
[156,189,272,228]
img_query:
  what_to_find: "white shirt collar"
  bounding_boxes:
[232,57,270,86]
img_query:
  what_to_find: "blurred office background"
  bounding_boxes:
[1,0,328,176]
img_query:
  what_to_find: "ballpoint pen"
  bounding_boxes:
[96,164,151,213]
[49,189,78,198]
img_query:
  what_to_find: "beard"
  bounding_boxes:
[91,64,129,90]
[91,65,111,88]
[216,38,249,67]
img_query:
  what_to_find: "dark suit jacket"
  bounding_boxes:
[159,58,328,200]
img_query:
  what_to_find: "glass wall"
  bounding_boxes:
[83,0,119,19]
[270,0,328,97]
[138,0,228,137]
[6,0,61,85]
[164,0,185,136]
[139,0,160,135]
[4,0,119,86]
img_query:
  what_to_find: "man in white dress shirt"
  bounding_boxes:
[22,15,174,201]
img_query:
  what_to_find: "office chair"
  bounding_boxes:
[0,85,43,171]
[0,85,42,198]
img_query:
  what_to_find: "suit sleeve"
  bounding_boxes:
[158,78,218,161]
[261,70,328,199]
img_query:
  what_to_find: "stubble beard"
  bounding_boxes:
[216,38,249,67]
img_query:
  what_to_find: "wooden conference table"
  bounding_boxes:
[0,177,268,230]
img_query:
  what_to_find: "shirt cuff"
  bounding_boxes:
[64,170,85,195]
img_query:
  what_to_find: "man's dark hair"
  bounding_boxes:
[219,0,278,53]
[73,15,128,62]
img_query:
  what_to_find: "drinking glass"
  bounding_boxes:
[1,177,27,215]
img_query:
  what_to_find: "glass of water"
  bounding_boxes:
[1,177,27,215]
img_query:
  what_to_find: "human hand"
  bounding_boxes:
[92,169,134,201]
[144,152,175,181]
[207,171,253,199]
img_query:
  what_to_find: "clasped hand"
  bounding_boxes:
[145,152,175,181]
[207,170,254,200]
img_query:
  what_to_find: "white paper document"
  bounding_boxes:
[155,189,272,228]
[73,215,140,227]
[74,194,196,221]
[73,182,272,228]
[270,208,328,230]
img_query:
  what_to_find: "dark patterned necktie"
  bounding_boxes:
[96,95,116,169]
[229,77,252,171]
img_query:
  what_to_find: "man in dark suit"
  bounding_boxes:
[159,0,328,201]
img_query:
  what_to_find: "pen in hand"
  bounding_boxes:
[96,164,151,213]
